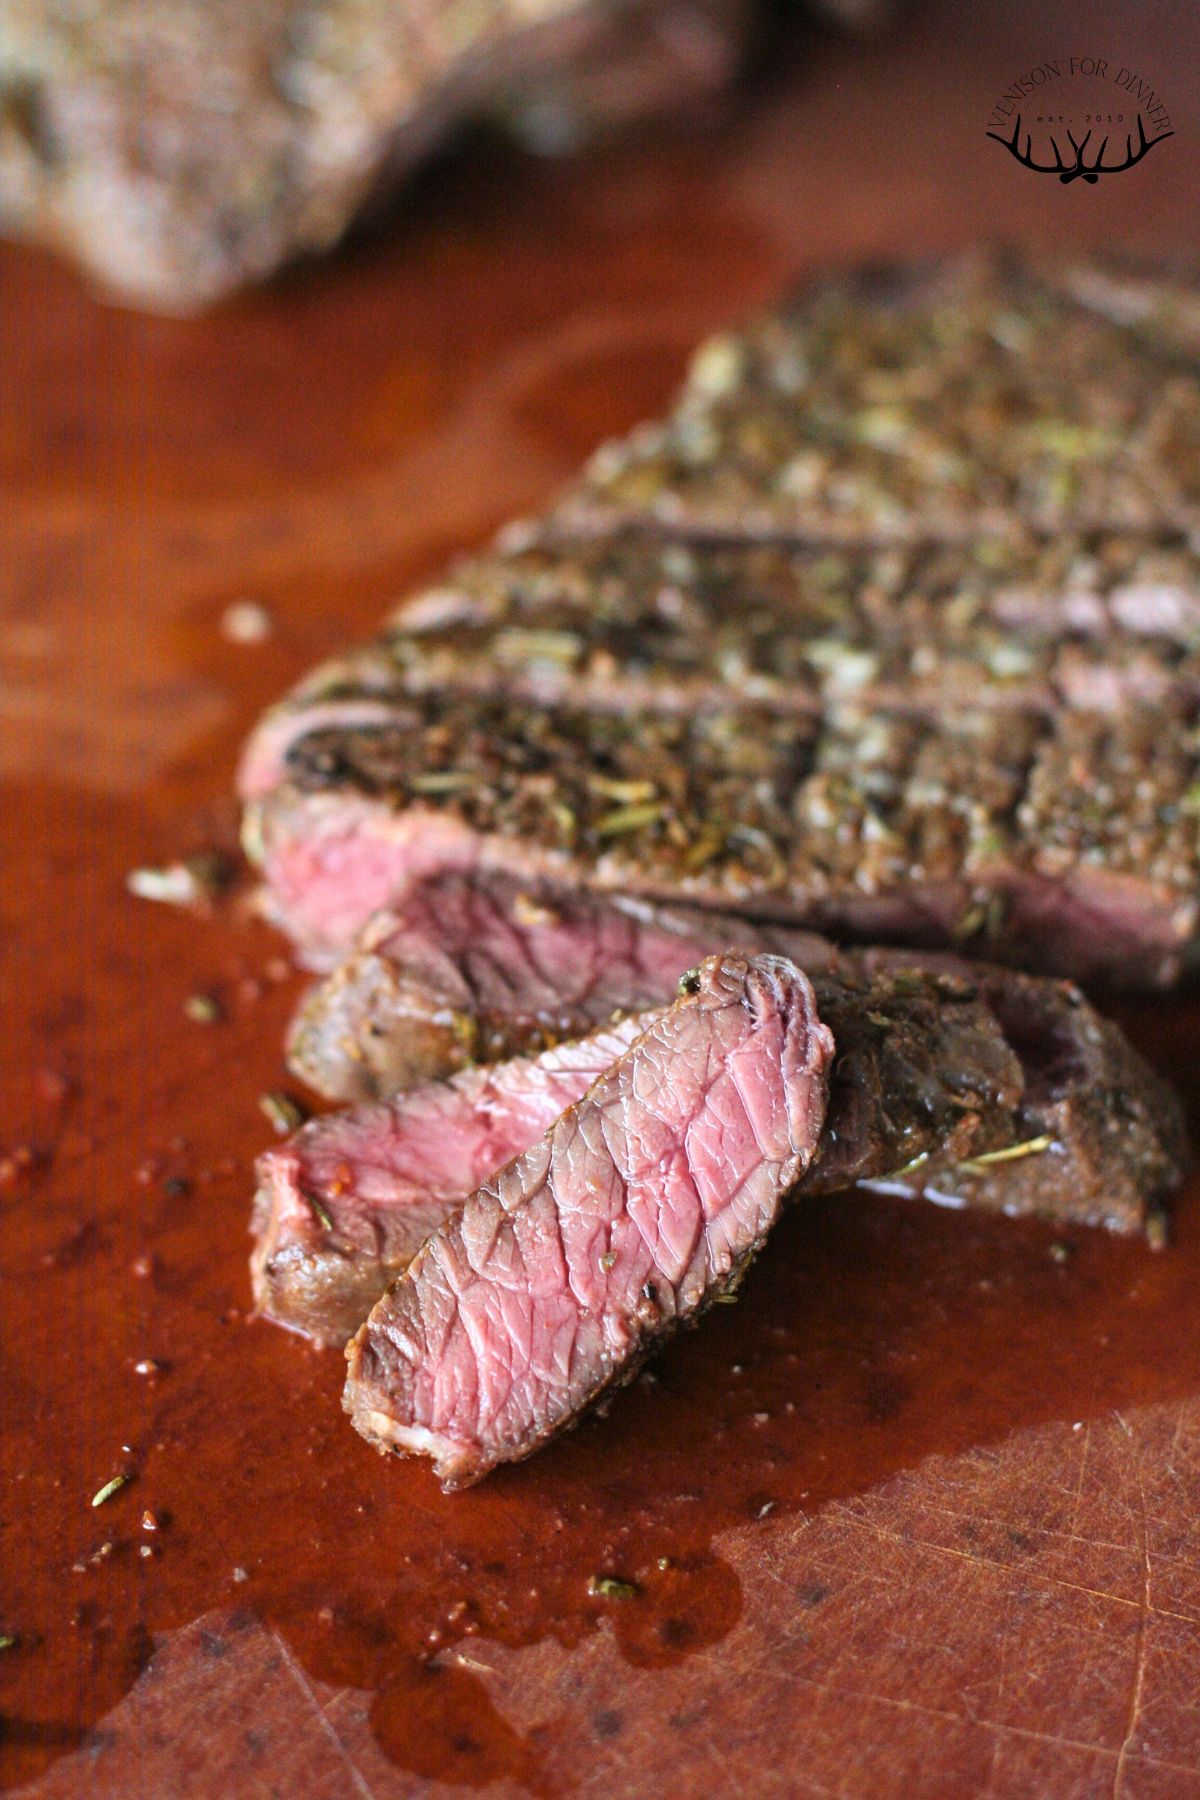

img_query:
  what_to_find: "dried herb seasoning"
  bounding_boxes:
[91,1474,130,1508]
[259,1092,308,1135]
[586,1575,639,1600]
[250,527,1200,740]
[557,256,1200,543]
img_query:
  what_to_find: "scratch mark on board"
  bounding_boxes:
[271,1627,380,1800]
[1111,1457,1153,1798]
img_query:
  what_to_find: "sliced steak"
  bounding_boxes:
[262,895,1187,1348]
[260,959,1017,1347]
[555,253,1200,543]
[850,954,1187,1238]
[252,1014,647,1348]
[289,872,1183,1226]
[343,952,834,1485]
[241,253,1200,991]
[246,695,1200,986]
[237,527,1200,798]
[287,872,832,1100]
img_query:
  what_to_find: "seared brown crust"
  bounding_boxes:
[853,953,1188,1238]
[241,254,1200,990]
[255,689,1200,986]
[250,1181,408,1352]
[554,253,1200,544]
[238,527,1200,796]
[237,253,1200,799]
[284,876,1187,1239]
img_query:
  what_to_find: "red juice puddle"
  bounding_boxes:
[4,783,1200,1790]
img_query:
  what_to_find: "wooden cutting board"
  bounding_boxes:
[4,2,1199,1794]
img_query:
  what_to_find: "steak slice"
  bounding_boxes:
[237,527,1200,799]
[849,953,1188,1238]
[283,867,1184,1214]
[286,872,833,1100]
[343,952,833,1485]
[252,1014,647,1348]
[554,253,1200,543]
[259,962,1004,1348]
[258,974,1064,1349]
[246,695,1200,986]
[264,913,1187,1351]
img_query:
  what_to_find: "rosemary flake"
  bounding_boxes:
[303,1190,334,1231]
[408,771,476,796]
[595,801,666,838]
[259,1090,308,1135]
[683,828,725,872]
[588,776,658,804]
[587,1575,639,1600]
[184,993,221,1024]
[449,1011,480,1063]
[1146,1210,1169,1253]
[493,628,583,665]
[92,1474,130,1508]
[953,903,988,942]
[512,893,560,928]
[887,1150,930,1181]
[958,1134,1053,1174]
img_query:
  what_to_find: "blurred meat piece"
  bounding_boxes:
[0,0,752,309]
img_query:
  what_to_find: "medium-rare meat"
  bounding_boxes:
[238,257,1200,989]
[343,952,833,1485]
[245,693,1200,986]
[259,956,1030,1345]
[276,870,1183,1243]
[556,253,1200,543]
[237,527,1200,797]
[0,0,751,310]
[261,956,1185,1348]
[252,1013,647,1347]
[286,872,832,1098]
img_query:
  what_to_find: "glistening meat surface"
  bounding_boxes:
[259,878,1187,1348]
[252,1015,648,1349]
[343,953,833,1485]
[240,255,1200,990]
[286,872,832,1100]
[258,954,1021,1348]
[248,695,1200,986]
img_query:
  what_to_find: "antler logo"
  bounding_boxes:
[985,59,1174,185]
[988,112,1172,182]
